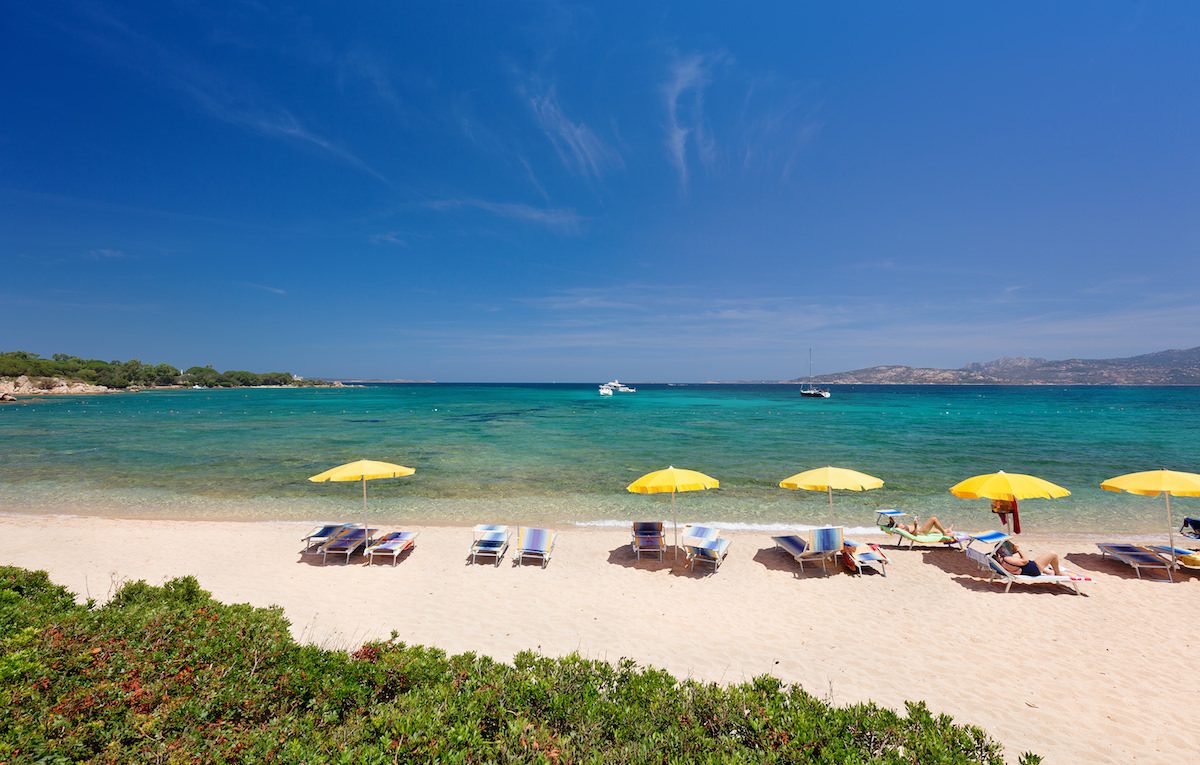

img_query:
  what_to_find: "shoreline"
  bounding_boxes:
[0,509,1172,545]
[2,511,1195,763]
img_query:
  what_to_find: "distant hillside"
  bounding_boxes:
[792,346,1200,385]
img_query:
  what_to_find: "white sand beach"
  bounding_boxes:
[1,513,1194,763]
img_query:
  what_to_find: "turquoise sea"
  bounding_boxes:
[2,384,1197,534]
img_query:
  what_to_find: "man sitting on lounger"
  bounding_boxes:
[884,514,953,537]
[996,540,1062,577]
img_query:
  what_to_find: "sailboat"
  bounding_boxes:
[800,348,831,398]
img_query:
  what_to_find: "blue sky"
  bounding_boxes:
[3,2,1199,381]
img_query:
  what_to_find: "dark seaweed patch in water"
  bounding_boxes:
[452,408,546,422]
[346,419,384,423]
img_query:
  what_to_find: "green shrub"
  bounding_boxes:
[0,351,306,388]
[0,568,1032,763]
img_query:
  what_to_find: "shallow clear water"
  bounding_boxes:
[1,384,1197,533]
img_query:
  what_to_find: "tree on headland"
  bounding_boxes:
[1,351,314,389]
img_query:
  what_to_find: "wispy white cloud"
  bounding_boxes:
[519,79,622,178]
[236,282,287,296]
[518,155,551,201]
[426,198,584,234]
[337,48,403,112]
[736,79,823,181]
[522,288,639,312]
[662,51,727,190]
[61,5,387,183]
[369,231,408,246]
[85,248,128,260]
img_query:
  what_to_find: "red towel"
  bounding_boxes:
[992,498,1021,534]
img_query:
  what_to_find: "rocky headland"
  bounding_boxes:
[792,346,1200,385]
[0,375,114,398]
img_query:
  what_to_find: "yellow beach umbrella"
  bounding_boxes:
[1101,469,1200,569]
[309,459,415,536]
[949,470,1069,534]
[627,466,719,560]
[779,466,883,523]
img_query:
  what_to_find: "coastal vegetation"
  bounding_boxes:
[0,351,318,389]
[0,566,1038,763]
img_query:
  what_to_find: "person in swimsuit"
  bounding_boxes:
[996,540,1062,577]
[886,515,953,536]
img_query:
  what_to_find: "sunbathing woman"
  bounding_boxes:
[996,541,1062,577]
[887,515,953,537]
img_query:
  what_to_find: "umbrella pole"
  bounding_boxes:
[363,476,369,544]
[672,491,678,561]
[827,486,834,525]
[1166,493,1177,572]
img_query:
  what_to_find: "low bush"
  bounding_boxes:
[0,566,1040,763]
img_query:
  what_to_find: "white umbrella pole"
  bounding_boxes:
[1166,493,1177,571]
[827,486,834,525]
[672,490,678,561]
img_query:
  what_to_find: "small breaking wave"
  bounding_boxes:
[573,518,883,536]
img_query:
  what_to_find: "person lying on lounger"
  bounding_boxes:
[996,540,1062,577]
[885,515,953,537]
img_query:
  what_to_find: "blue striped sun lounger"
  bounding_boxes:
[515,526,556,568]
[1149,545,1200,571]
[470,524,510,566]
[809,526,845,573]
[772,537,840,577]
[301,523,348,551]
[843,539,888,577]
[681,524,721,543]
[1097,543,1174,582]
[364,531,419,566]
[317,526,376,566]
[684,537,731,572]
[631,521,666,560]
[1180,517,1200,541]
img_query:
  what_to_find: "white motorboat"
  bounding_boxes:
[599,385,614,396]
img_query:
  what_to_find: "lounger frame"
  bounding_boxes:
[771,527,844,574]
[365,531,419,566]
[470,524,510,566]
[302,522,348,551]
[317,526,375,566]
[631,521,666,560]
[965,547,1086,594]
[1148,545,1200,571]
[514,526,556,568]
[876,510,965,550]
[843,539,888,577]
[684,536,731,572]
[1097,543,1174,582]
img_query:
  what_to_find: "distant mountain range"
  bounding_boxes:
[789,346,1200,385]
